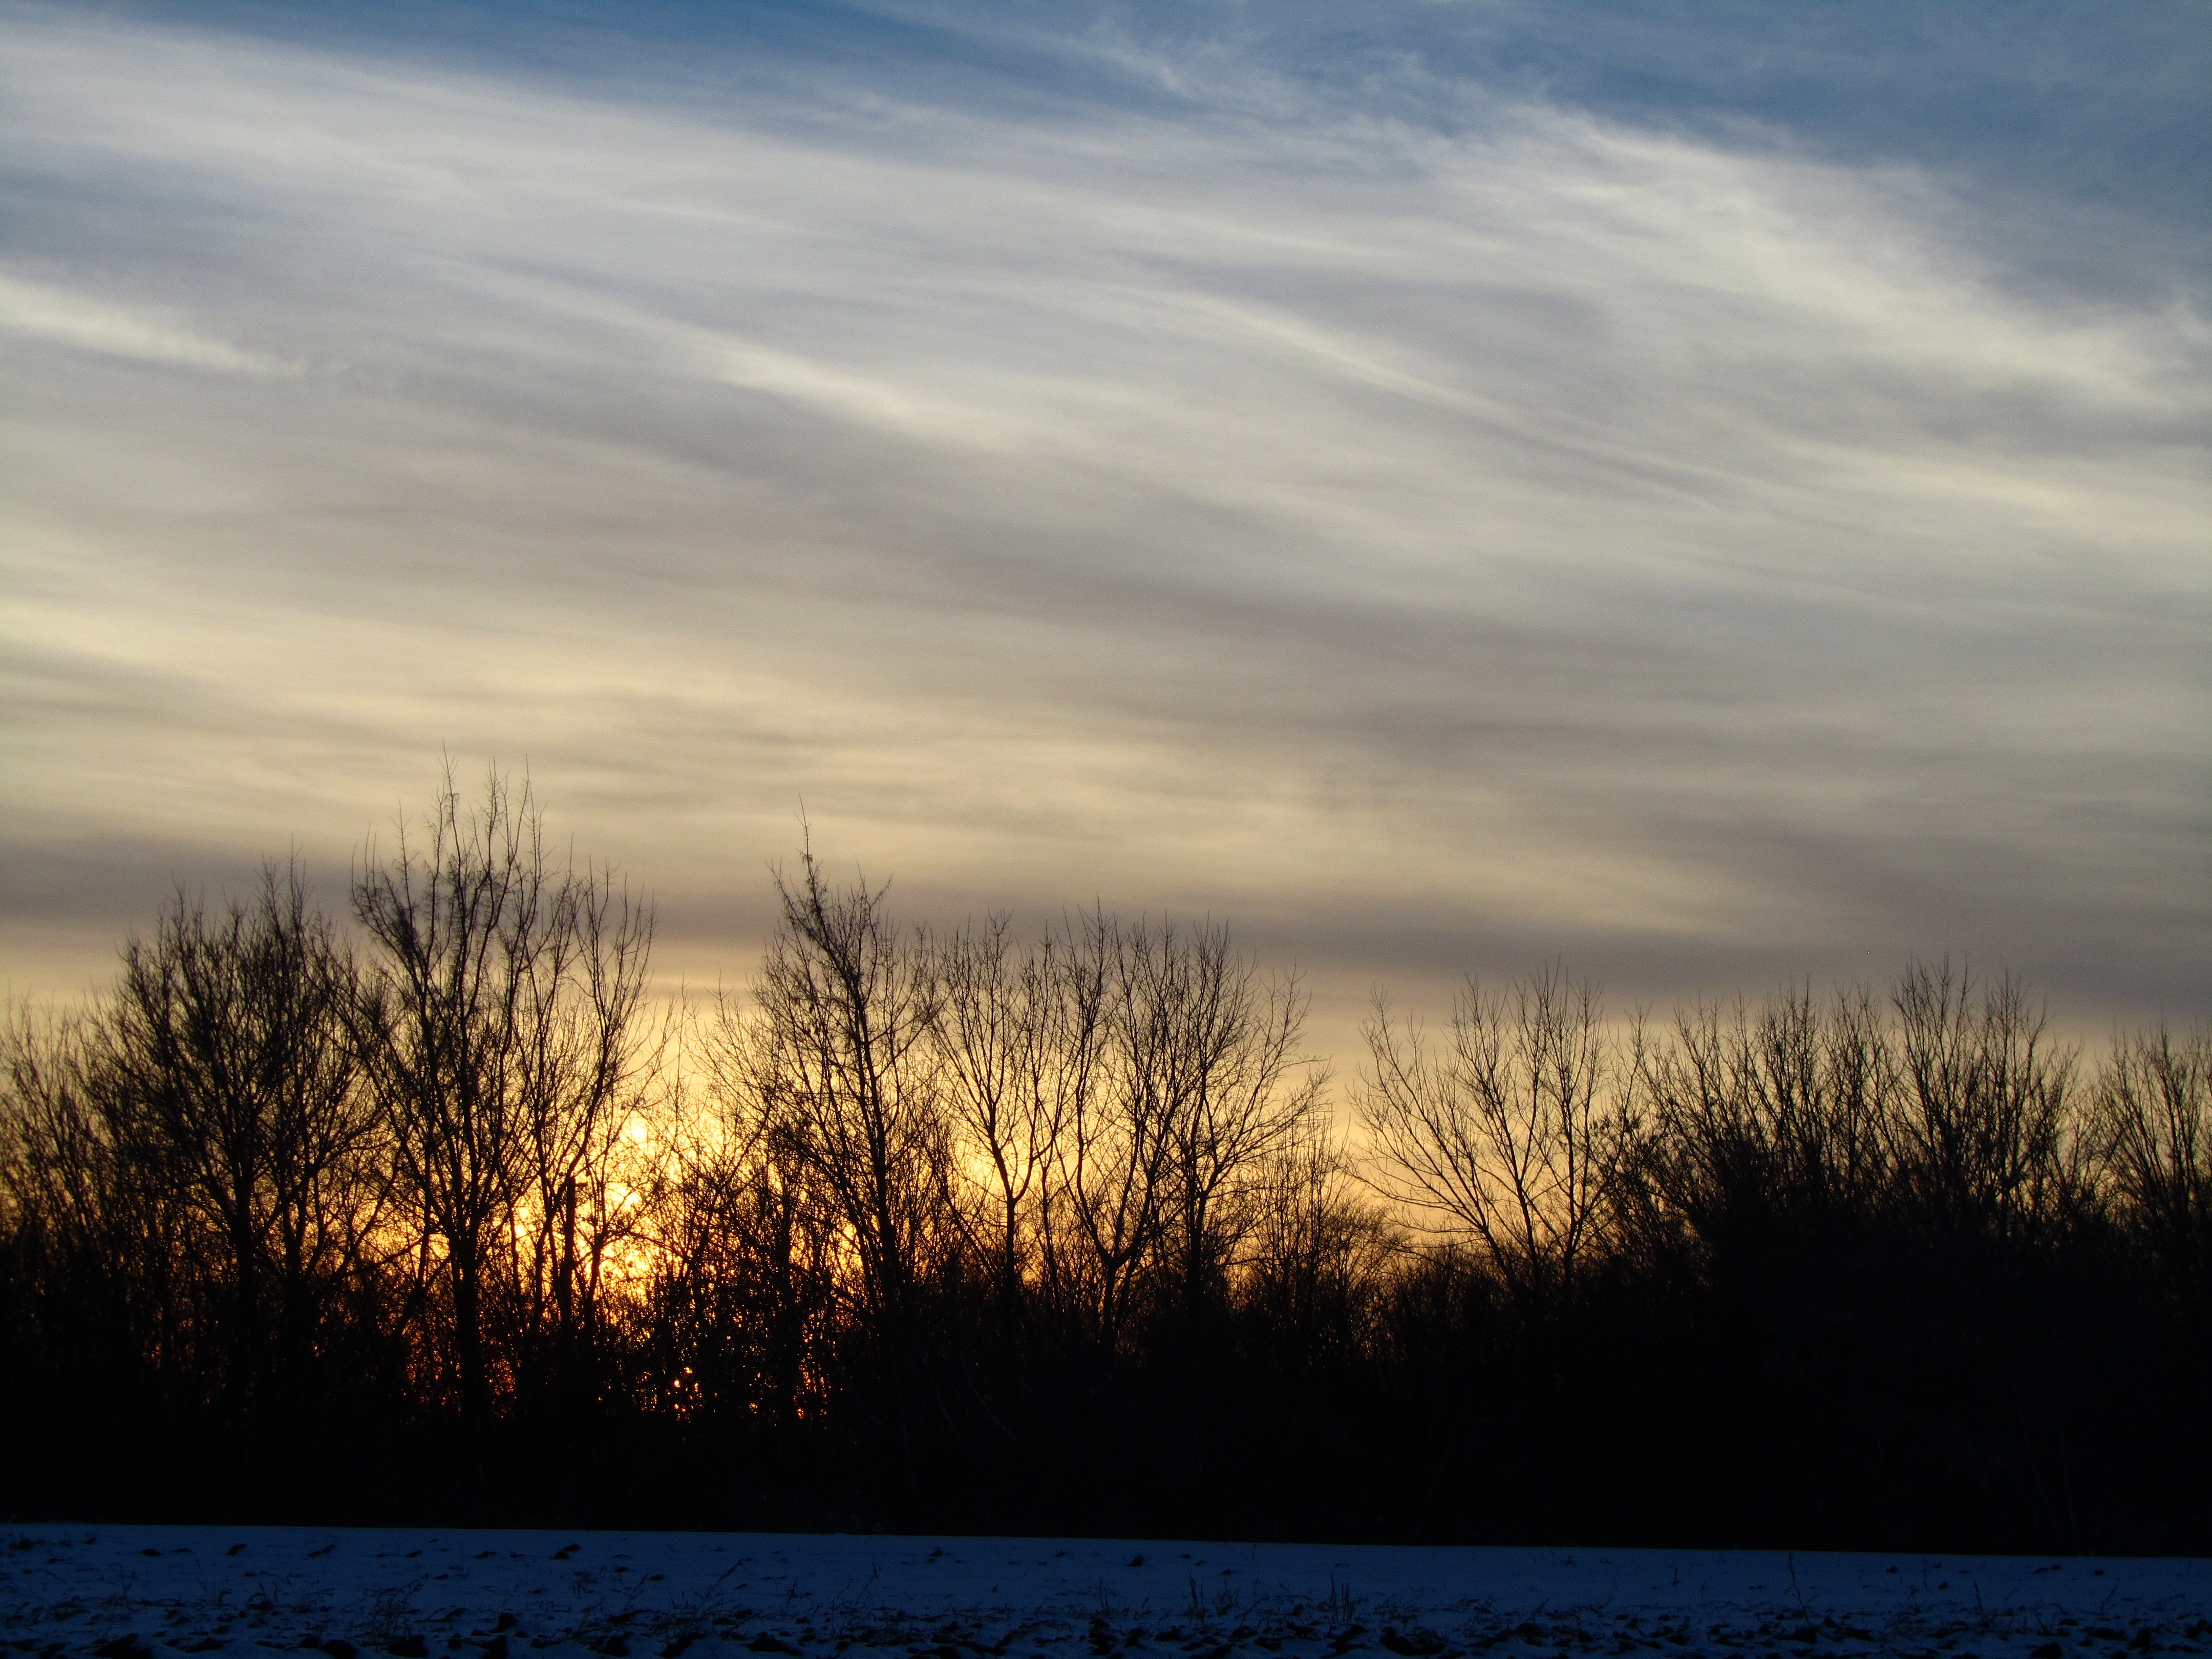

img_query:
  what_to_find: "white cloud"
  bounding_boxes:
[0,272,289,375]
[0,6,2203,1032]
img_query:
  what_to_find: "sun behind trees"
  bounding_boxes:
[2,770,2206,1551]
[349,771,659,1448]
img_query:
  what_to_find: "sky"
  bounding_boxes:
[3,0,2207,1052]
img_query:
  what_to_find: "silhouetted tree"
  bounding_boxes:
[1889,960,2078,1242]
[707,845,955,1495]
[1357,965,1630,1329]
[4,823,2206,1551]
[350,767,655,1452]
[2096,1022,2209,1301]
[929,912,1060,1405]
[104,864,377,1421]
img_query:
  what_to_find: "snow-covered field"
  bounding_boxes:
[4,1528,2205,1659]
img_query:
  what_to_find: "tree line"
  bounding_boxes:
[2,772,2205,1551]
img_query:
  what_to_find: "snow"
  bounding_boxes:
[3,1527,2205,1659]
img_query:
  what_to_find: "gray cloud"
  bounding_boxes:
[2,6,2204,1048]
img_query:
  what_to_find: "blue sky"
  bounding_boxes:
[3,0,2205,1037]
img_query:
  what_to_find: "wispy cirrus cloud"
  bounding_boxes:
[1,3,2203,1032]
[0,272,292,375]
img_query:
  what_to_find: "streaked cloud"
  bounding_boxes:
[1,2,2203,1038]
[0,272,291,376]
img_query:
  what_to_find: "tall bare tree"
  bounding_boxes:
[2095,1023,2209,1299]
[1357,965,1631,1324]
[715,845,953,1459]
[351,767,655,1437]
[1889,960,2075,1239]
[1634,984,1892,1246]
[1047,911,1179,1360]
[929,913,1061,1396]
[0,1003,179,1365]
[1047,912,1320,1353]
[104,864,378,1406]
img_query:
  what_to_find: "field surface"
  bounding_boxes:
[4,1529,2206,1659]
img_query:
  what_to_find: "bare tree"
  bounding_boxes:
[103,863,379,1405]
[2096,1023,2210,1298]
[1241,1118,1395,1356]
[652,1038,842,1438]
[928,913,1061,1396]
[508,853,660,1419]
[0,864,389,1495]
[1889,960,2075,1239]
[351,767,655,1437]
[1047,911,1182,1359]
[716,844,952,1456]
[1153,931,1324,1330]
[0,1003,179,1364]
[1357,965,1630,1324]
[1635,983,1892,1245]
[1046,911,1320,1353]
